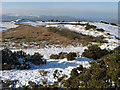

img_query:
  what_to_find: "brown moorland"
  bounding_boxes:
[2,24,107,48]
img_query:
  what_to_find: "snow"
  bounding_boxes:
[0,45,92,87]
[11,45,87,59]
[0,58,92,87]
[64,24,105,37]
[89,22,118,37]
[99,43,118,50]
[0,20,119,88]
[0,22,19,31]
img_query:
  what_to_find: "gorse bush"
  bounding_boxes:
[53,69,60,79]
[2,48,21,70]
[100,21,109,24]
[2,49,45,70]
[63,46,120,88]
[96,28,105,32]
[15,50,28,58]
[2,80,19,89]
[50,54,59,59]
[59,52,67,59]
[110,23,117,26]
[82,45,111,60]
[31,53,43,65]
[67,52,77,61]
[85,24,97,30]
[50,52,77,61]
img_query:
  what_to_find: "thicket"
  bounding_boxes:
[81,45,112,60]
[63,46,120,88]
[2,48,46,70]
[50,52,77,61]
[85,23,97,30]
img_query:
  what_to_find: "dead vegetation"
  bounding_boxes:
[2,24,107,48]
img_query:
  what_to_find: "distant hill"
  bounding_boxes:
[2,15,117,24]
[2,15,82,22]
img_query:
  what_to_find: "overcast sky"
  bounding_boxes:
[2,2,118,21]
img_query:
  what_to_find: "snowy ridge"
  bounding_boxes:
[0,22,19,31]
[89,22,118,37]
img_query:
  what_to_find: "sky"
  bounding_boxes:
[2,2,118,22]
[1,0,120,2]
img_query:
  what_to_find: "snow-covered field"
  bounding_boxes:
[0,20,119,88]
[0,22,19,31]
[11,45,87,59]
[1,58,92,87]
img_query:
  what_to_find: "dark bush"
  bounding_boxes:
[96,28,105,32]
[100,21,109,24]
[81,45,110,60]
[31,53,43,65]
[67,52,77,61]
[70,68,78,77]
[50,54,59,59]
[64,47,120,88]
[2,48,21,70]
[18,63,31,70]
[58,52,67,59]
[77,65,83,71]
[110,23,117,26]
[15,50,27,58]
[85,24,97,30]
[92,36,107,43]
[58,75,67,82]
[107,33,111,35]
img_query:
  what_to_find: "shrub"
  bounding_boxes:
[70,68,78,77]
[85,24,97,30]
[77,65,83,71]
[115,36,120,40]
[114,46,120,53]
[2,80,19,89]
[53,69,60,79]
[18,63,31,70]
[64,48,120,88]
[110,23,117,26]
[92,36,107,43]
[67,52,77,61]
[58,52,67,59]
[38,70,48,76]
[81,45,110,60]
[2,48,21,70]
[15,50,27,58]
[107,33,110,35]
[54,69,58,74]
[42,79,47,85]
[100,21,109,24]
[58,75,67,82]
[50,54,59,59]
[96,28,104,32]
[31,53,43,65]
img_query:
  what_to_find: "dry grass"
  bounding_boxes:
[2,24,106,48]
[2,24,82,46]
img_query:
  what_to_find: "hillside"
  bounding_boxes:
[0,20,119,89]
